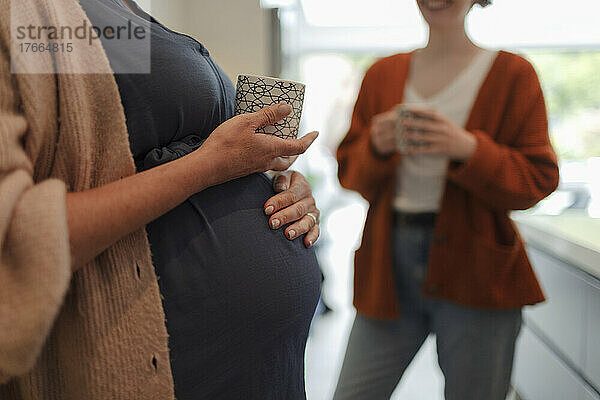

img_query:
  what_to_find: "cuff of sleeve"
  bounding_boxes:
[0,176,71,376]
[361,133,399,170]
[447,130,502,191]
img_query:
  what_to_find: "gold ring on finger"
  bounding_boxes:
[306,212,318,226]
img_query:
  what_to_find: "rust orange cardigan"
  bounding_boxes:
[337,51,560,319]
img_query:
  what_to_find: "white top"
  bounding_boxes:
[393,49,498,213]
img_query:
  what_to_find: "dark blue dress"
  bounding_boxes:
[80,1,321,399]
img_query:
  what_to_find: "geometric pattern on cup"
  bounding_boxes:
[235,75,305,139]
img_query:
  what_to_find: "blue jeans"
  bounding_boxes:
[333,223,522,400]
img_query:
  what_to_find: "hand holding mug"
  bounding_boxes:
[400,107,477,161]
[186,103,318,191]
[370,110,398,156]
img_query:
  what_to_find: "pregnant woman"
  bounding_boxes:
[0,0,319,399]
[78,0,322,398]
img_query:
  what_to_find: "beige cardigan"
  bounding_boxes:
[0,0,175,398]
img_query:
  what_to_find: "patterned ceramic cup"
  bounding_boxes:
[395,104,431,153]
[235,75,306,139]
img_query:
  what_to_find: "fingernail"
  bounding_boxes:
[279,103,292,113]
[265,205,274,215]
[308,240,314,247]
[271,219,281,229]
[275,184,287,191]
[288,230,296,239]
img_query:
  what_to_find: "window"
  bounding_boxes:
[277,0,600,220]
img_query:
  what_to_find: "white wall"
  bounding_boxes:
[144,0,188,32]
[149,0,273,82]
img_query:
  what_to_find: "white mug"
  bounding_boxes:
[395,103,431,153]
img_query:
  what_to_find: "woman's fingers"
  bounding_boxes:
[402,131,442,143]
[262,170,320,245]
[279,131,319,156]
[371,120,398,155]
[373,109,397,123]
[261,132,318,167]
[273,170,293,191]
[197,110,312,184]
[406,107,442,121]
[269,156,297,171]
[375,124,397,141]
[265,176,311,216]
[372,112,398,137]
[249,103,293,129]
[267,171,308,213]
[283,209,320,241]
[303,223,320,248]
[268,196,315,229]
[401,117,441,133]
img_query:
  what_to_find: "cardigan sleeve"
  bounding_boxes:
[337,65,399,203]
[447,62,559,210]
[0,44,71,381]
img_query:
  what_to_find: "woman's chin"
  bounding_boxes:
[420,9,466,28]
[419,0,455,12]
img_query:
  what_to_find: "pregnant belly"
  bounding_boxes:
[146,173,321,375]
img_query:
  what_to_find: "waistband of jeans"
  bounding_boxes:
[393,211,437,227]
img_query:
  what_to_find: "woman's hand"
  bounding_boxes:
[400,108,477,161]
[263,171,320,248]
[370,110,398,156]
[64,103,317,270]
[186,103,319,192]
